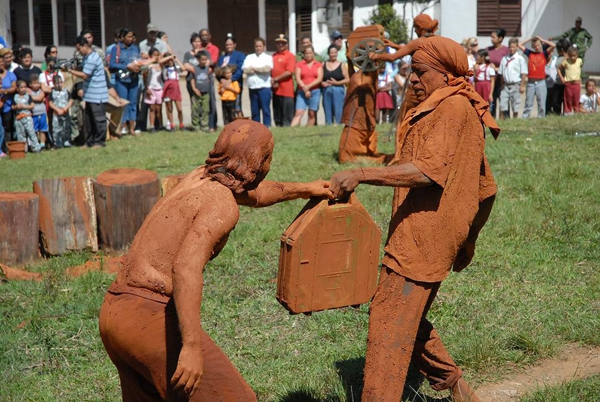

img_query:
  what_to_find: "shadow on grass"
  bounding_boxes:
[279,358,451,402]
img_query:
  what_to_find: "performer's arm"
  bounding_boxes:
[170,204,239,398]
[370,39,423,62]
[235,180,332,207]
[329,163,431,199]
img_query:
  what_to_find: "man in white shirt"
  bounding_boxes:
[242,38,273,126]
[499,38,528,119]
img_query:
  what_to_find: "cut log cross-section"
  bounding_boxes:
[33,177,98,256]
[0,193,40,266]
[94,168,161,251]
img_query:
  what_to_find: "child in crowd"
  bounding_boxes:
[29,75,49,149]
[12,80,41,153]
[48,75,73,148]
[558,46,583,115]
[499,38,528,119]
[190,50,211,132]
[143,47,164,133]
[161,53,184,131]
[216,65,240,125]
[474,49,496,103]
[579,79,599,113]
[519,36,555,118]
[375,63,394,124]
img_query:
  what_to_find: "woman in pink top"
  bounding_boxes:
[291,46,323,127]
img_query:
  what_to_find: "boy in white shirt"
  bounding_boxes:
[499,38,528,119]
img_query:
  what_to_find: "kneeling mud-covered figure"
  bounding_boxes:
[99,120,331,401]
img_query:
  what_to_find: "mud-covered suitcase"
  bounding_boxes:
[277,194,381,314]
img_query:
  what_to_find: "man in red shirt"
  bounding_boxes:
[199,29,220,131]
[271,34,296,127]
[519,36,555,118]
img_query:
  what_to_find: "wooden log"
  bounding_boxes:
[33,177,98,256]
[160,174,188,196]
[93,168,161,251]
[0,193,39,266]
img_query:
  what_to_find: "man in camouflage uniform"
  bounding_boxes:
[550,17,593,62]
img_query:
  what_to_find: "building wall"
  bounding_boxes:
[150,0,208,60]
[440,0,599,72]
[0,0,9,45]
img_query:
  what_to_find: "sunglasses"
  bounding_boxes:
[470,43,478,47]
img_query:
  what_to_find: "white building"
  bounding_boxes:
[1,0,597,72]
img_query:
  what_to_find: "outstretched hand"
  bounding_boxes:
[306,179,334,199]
[330,171,361,200]
[171,344,203,398]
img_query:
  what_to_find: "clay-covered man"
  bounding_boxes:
[338,42,392,164]
[330,36,500,401]
[99,120,331,401]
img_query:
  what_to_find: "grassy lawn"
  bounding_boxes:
[1,113,599,401]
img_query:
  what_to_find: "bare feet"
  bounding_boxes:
[451,378,481,402]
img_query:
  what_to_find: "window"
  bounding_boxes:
[57,0,78,46]
[477,0,522,37]
[33,0,55,46]
[10,0,31,45]
[81,0,103,45]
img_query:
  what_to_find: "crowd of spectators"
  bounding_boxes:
[462,17,596,119]
[0,15,597,158]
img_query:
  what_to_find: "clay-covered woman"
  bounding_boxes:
[99,120,331,401]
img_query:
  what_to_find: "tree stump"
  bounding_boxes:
[0,193,40,266]
[33,177,98,256]
[160,173,188,196]
[94,168,161,251]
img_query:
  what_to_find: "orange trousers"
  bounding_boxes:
[362,267,462,401]
[338,126,386,164]
[99,289,256,402]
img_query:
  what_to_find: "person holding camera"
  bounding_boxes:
[109,28,141,135]
[66,35,109,148]
[39,57,65,94]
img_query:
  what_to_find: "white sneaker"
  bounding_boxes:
[165,121,171,130]
[134,129,142,134]
[64,141,72,148]
[120,127,128,135]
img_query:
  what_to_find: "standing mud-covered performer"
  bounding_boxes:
[99,120,331,401]
[330,36,500,402]
[338,45,393,164]
[370,13,438,122]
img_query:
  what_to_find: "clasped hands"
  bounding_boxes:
[306,171,362,201]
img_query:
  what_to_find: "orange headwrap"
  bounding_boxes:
[413,14,439,34]
[409,36,500,139]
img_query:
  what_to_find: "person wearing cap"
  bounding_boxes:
[550,17,593,62]
[139,24,169,58]
[330,35,500,402]
[321,30,347,63]
[272,34,296,126]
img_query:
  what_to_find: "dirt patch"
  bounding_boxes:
[0,263,42,281]
[477,344,600,401]
[65,256,122,277]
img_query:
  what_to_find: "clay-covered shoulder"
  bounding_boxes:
[438,94,479,120]
[188,180,240,234]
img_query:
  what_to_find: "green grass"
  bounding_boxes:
[1,114,599,401]
[520,374,600,402]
